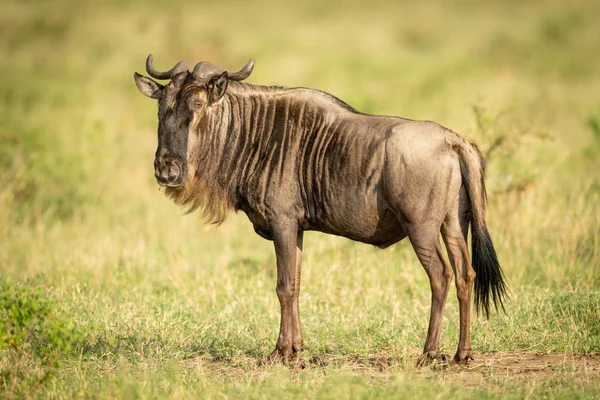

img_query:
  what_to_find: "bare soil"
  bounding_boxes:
[186,351,600,385]
[444,351,600,386]
[329,351,600,387]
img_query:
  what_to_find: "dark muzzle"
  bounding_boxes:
[154,155,186,188]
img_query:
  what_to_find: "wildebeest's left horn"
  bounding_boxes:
[228,58,255,81]
[146,54,189,80]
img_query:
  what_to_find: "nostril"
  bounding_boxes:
[168,162,181,180]
[154,156,184,187]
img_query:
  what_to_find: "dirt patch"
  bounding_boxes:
[184,351,600,384]
[465,352,600,376]
[319,351,600,386]
[445,351,600,386]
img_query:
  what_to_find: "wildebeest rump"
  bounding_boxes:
[134,55,507,365]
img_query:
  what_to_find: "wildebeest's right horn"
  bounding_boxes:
[228,58,255,81]
[145,54,189,80]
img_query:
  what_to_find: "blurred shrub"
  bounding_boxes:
[0,277,82,386]
[586,111,600,141]
[470,103,553,197]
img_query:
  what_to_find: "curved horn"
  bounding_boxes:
[192,62,225,80]
[145,54,189,80]
[228,58,255,81]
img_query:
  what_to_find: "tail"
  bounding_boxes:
[453,137,508,318]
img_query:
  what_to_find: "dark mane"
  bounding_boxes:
[308,88,359,113]
[226,80,286,93]
[227,80,359,113]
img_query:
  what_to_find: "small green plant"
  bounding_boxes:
[0,277,81,390]
[470,103,554,197]
[587,112,600,140]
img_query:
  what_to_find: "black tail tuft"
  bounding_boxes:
[455,138,508,318]
[472,224,508,318]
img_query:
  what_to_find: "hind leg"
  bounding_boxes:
[406,222,454,367]
[442,190,476,363]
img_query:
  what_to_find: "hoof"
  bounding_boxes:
[259,346,303,367]
[453,351,474,365]
[417,350,449,369]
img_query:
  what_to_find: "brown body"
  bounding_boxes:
[134,56,507,365]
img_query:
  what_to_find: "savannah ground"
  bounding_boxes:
[1,0,599,398]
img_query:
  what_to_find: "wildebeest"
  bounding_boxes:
[133,55,507,366]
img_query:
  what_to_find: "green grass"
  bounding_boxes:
[1,0,599,398]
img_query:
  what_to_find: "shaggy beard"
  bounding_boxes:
[164,172,233,225]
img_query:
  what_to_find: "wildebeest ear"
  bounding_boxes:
[208,71,228,104]
[134,72,164,99]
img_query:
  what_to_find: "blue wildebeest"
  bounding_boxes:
[133,55,507,366]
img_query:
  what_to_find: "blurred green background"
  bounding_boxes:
[1,0,599,398]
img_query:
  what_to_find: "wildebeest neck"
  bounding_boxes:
[176,81,402,229]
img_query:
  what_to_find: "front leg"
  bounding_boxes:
[265,220,303,364]
[291,231,304,354]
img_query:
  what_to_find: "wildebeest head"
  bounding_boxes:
[133,55,254,188]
